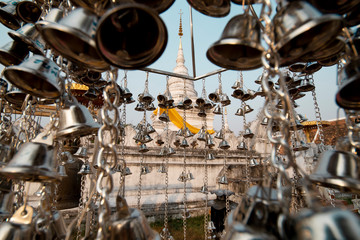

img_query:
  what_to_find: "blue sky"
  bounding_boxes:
[0,1,342,134]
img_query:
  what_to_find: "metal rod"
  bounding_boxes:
[194,68,227,80]
[141,67,194,80]
[249,5,265,32]
[189,6,196,77]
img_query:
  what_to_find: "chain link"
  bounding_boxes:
[95,69,121,240]
[311,81,325,146]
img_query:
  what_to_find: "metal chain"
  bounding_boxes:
[95,69,121,239]
[163,116,170,239]
[119,98,127,197]
[224,150,230,216]
[137,154,144,210]
[182,78,188,240]
[77,174,87,240]
[245,140,250,191]
[327,188,336,207]
[203,114,209,240]
[311,79,325,146]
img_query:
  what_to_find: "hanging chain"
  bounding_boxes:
[162,116,171,239]
[311,78,325,146]
[203,113,209,240]
[96,69,121,239]
[137,153,144,210]
[182,78,188,240]
[77,173,87,240]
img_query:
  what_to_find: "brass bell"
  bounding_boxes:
[96,3,168,69]
[4,54,61,99]
[214,129,223,139]
[0,3,22,30]
[0,142,60,182]
[298,77,315,92]
[206,152,215,160]
[273,1,343,66]
[293,208,360,240]
[139,143,149,153]
[41,8,109,71]
[111,195,160,239]
[218,175,228,185]
[233,87,245,99]
[200,185,208,194]
[8,23,45,55]
[249,158,259,167]
[176,100,185,110]
[0,40,29,67]
[180,138,189,148]
[182,96,192,106]
[292,92,306,100]
[220,93,231,106]
[35,8,64,31]
[196,97,205,106]
[135,103,146,112]
[125,96,135,104]
[178,171,187,182]
[243,128,254,139]
[159,111,170,122]
[303,61,322,74]
[235,107,244,117]
[16,0,41,23]
[237,141,247,151]
[309,150,360,192]
[146,102,156,111]
[231,79,241,89]
[78,161,92,175]
[305,0,359,15]
[213,104,222,115]
[208,89,220,102]
[57,164,68,178]
[157,164,167,173]
[207,14,264,70]
[197,108,206,117]
[139,90,154,104]
[186,171,194,181]
[55,96,100,139]
[336,57,360,109]
[244,104,253,114]
[140,165,150,175]
[205,134,215,148]
[219,139,230,150]
[0,191,14,218]
[186,0,230,17]
[289,62,306,73]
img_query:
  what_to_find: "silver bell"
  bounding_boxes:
[140,165,151,175]
[218,139,230,150]
[157,164,167,173]
[243,128,254,139]
[206,152,216,160]
[78,161,92,175]
[249,158,259,167]
[218,175,228,185]
[186,171,194,181]
[57,164,68,178]
[180,138,189,148]
[213,104,222,115]
[200,185,208,194]
[237,141,248,151]
[159,111,170,122]
[220,93,231,106]
[178,171,187,182]
[139,144,149,153]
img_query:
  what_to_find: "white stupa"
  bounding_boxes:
[151,16,214,133]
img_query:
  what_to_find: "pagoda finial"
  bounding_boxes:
[179,9,183,37]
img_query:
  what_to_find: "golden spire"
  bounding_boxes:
[178,9,183,37]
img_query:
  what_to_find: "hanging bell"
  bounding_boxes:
[139,143,149,153]
[204,99,214,110]
[184,127,194,138]
[197,132,206,142]
[112,162,123,173]
[157,164,167,173]
[159,111,170,122]
[296,113,308,123]
[235,107,244,117]
[135,102,146,112]
[237,141,248,151]
[292,92,306,100]
[310,150,360,192]
[198,108,207,117]
[40,8,109,71]
[146,102,156,111]
[183,96,192,106]
[57,164,68,178]
[206,152,216,160]
[180,138,189,148]
[289,62,306,73]
[232,87,245,99]
[0,142,59,182]
[303,61,322,74]
[219,139,230,150]
[186,171,194,181]
[55,97,100,139]
[206,134,215,148]
[186,0,230,17]
[244,104,253,114]
[208,221,216,230]
[8,23,46,55]
[124,167,132,176]
[208,89,220,102]
[243,128,254,139]
[231,79,241,89]
[218,175,228,185]
[249,158,259,167]
[0,191,14,218]
[16,0,41,23]
[298,77,315,92]
[0,2,22,30]
[207,14,264,70]
[213,104,222,115]
[35,8,64,31]
[0,40,29,67]
[176,100,186,110]
[178,171,187,182]
[293,140,309,151]
[146,123,156,134]
[140,165,151,175]
[200,185,208,194]
[220,93,231,106]
[78,161,92,175]
[167,147,176,155]
[336,57,360,109]
[96,3,168,69]
[273,1,343,66]
[214,129,223,139]
[196,97,205,106]
[140,90,154,104]
[4,54,61,99]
